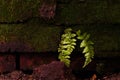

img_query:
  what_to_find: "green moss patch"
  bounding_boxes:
[0,0,42,22]
[55,0,120,24]
[0,19,62,52]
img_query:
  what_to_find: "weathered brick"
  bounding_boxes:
[70,25,120,57]
[55,0,120,24]
[0,22,62,52]
[33,61,76,80]
[0,0,37,22]
[1,22,120,57]
[0,0,56,22]
[20,53,58,70]
[0,55,15,73]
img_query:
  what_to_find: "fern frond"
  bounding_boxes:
[83,46,89,53]
[80,40,87,48]
[77,30,94,68]
[58,28,94,68]
[58,28,76,67]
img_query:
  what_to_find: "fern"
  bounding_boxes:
[58,28,76,67]
[76,30,94,68]
[58,28,94,68]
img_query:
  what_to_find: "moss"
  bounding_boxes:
[55,0,120,24]
[55,2,86,24]
[68,24,120,52]
[104,5,120,23]
[17,19,61,52]
[0,0,42,22]
[0,18,62,52]
[0,24,23,43]
[0,17,120,57]
[86,25,120,52]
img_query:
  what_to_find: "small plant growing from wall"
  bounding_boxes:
[58,28,94,68]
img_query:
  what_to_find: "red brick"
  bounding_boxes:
[0,55,15,73]
[20,54,57,70]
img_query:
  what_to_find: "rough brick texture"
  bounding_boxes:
[55,0,120,24]
[0,61,76,80]
[20,53,58,70]
[33,61,66,80]
[0,40,34,52]
[0,55,15,73]
[0,0,56,22]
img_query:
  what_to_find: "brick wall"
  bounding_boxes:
[0,0,120,73]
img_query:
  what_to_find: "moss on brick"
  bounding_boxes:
[70,24,120,54]
[0,18,62,52]
[19,20,62,52]
[68,25,120,57]
[55,0,120,24]
[0,0,42,22]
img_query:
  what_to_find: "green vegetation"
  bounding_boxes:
[0,21,61,52]
[58,28,94,68]
[56,0,120,24]
[0,0,42,22]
